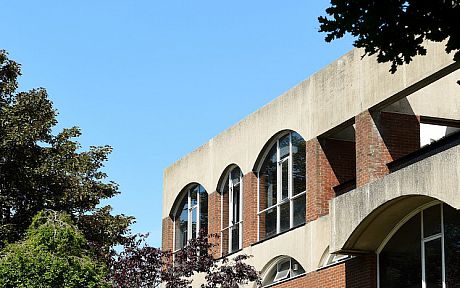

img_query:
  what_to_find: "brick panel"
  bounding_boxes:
[208,191,221,258]
[356,110,420,188]
[243,172,258,247]
[306,138,355,221]
[270,255,376,288]
[162,217,174,252]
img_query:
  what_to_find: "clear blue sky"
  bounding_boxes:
[2,1,353,246]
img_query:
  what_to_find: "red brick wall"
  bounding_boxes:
[270,255,376,288]
[243,172,258,247]
[356,110,420,187]
[306,138,355,221]
[208,191,222,257]
[162,217,174,251]
[379,111,420,160]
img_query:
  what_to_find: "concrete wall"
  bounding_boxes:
[330,144,460,253]
[163,41,458,218]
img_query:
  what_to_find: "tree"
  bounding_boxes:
[0,210,109,288]
[318,0,459,76]
[110,231,261,288]
[0,50,133,260]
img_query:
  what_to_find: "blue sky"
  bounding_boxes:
[2,1,353,246]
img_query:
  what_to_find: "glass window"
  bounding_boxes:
[379,203,460,287]
[220,167,243,255]
[258,131,306,240]
[262,257,305,286]
[173,184,208,251]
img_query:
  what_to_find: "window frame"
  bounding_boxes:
[220,166,243,255]
[173,184,207,252]
[376,201,447,288]
[261,256,306,287]
[257,132,307,240]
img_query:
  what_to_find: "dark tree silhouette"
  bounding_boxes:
[319,0,459,77]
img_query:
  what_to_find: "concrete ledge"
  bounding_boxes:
[330,144,460,253]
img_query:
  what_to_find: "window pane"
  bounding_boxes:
[281,160,289,200]
[259,145,277,210]
[423,204,441,238]
[190,186,198,207]
[280,202,290,233]
[231,224,240,253]
[231,168,240,186]
[279,134,290,159]
[191,207,197,239]
[233,183,240,223]
[424,238,443,288]
[261,208,277,239]
[379,213,421,288]
[444,204,460,288]
[293,195,306,227]
[175,197,188,250]
[292,132,306,196]
[291,259,305,276]
[199,189,208,235]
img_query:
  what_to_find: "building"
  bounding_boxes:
[161,41,460,287]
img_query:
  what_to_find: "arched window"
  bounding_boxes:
[174,184,208,251]
[262,256,305,286]
[379,203,460,287]
[257,131,306,240]
[220,166,243,255]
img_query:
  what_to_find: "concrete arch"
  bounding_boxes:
[330,144,460,253]
[252,129,306,172]
[215,163,242,193]
[341,195,440,254]
[169,182,208,218]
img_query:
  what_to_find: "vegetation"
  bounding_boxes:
[319,0,459,75]
[0,50,260,287]
[0,49,133,261]
[110,231,260,288]
[0,210,109,288]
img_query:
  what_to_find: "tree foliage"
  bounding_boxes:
[319,0,460,73]
[1,50,260,287]
[110,231,261,288]
[0,210,109,288]
[0,49,134,259]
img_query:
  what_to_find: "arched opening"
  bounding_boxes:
[255,131,306,241]
[218,165,243,255]
[378,202,460,288]
[171,183,208,251]
[261,256,305,286]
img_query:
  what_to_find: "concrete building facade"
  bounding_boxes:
[162,41,460,287]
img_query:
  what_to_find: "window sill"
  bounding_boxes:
[251,223,306,247]
[217,248,243,260]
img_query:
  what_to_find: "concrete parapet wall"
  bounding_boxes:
[163,41,458,218]
[330,144,460,253]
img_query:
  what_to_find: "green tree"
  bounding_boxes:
[319,0,459,75]
[0,210,109,288]
[0,50,133,260]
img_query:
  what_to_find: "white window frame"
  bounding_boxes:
[221,167,243,254]
[376,202,446,288]
[173,185,205,252]
[257,132,307,240]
